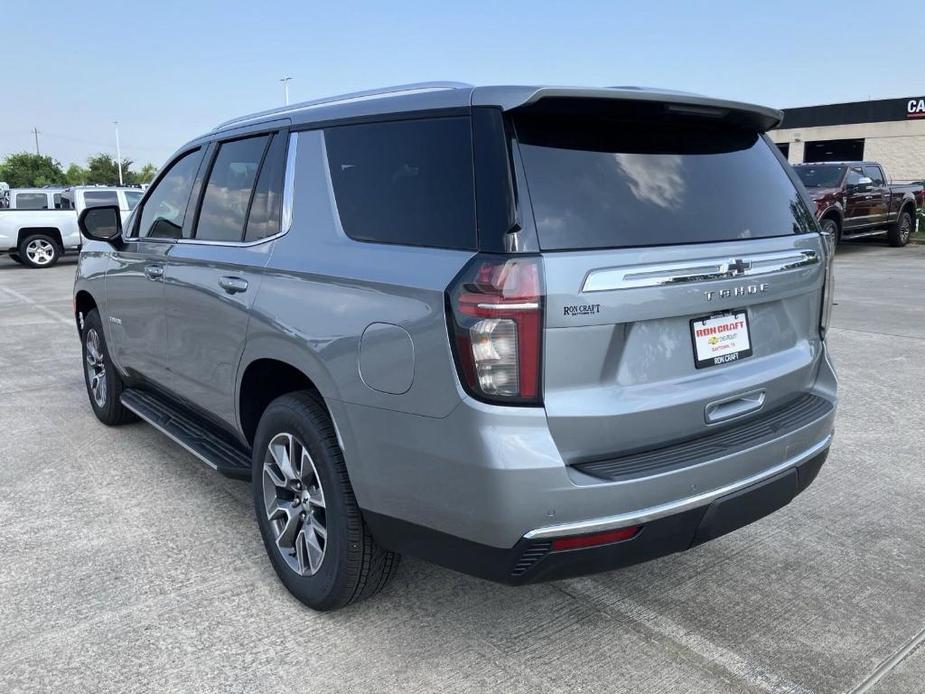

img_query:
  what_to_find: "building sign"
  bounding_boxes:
[908,98,925,118]
[780,96,925,129]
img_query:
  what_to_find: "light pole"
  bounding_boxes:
[31,127,40,155]
[113,121,123,186]
[280,77,292,106]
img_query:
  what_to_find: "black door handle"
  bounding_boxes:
[219,276,248,294]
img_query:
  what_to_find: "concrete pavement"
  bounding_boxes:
[0,242,923,693]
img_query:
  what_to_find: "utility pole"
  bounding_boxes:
[113,121,123,186]
[280,77,292,106]
[31,127,40,155]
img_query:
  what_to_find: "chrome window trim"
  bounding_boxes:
[281,132,298,234]
[524,434,833,540]
[165,132,298,249]
[581,249,819,293]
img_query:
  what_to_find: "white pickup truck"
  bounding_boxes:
[0,186,142,268]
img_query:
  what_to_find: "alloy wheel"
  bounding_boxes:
[85,328,107,407]
[25,238,56,266]
[900,215,912,243]
[262,432,327,576]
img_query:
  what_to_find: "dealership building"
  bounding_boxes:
[768,95,925,180]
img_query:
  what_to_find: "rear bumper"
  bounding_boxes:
[336,390,835,549]
[335,342,836,551]
[364,446,828,585]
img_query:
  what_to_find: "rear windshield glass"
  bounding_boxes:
[515,115,814,250]
[795,165,846,188]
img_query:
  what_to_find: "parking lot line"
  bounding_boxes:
[0,285,73,326]
[848,625,925,694]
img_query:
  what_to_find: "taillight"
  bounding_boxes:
[819,230,836,337]
[446,254,544,405]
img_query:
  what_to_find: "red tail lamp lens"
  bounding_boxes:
[550,526,641,551]
[446,255,544,405]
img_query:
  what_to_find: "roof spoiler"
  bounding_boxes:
[472,86,783,132]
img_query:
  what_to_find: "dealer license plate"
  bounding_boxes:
[690,310,753,369]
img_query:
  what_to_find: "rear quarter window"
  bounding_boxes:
[515,114,815,250]
[324,117,477,250]
[82,190,120,208]
[14,193,49,209]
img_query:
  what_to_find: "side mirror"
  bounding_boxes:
[78,205,123,245]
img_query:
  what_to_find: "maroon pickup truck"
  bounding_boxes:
[793,161,922,246]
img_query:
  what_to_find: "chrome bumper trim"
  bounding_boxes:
[523,434,833,540]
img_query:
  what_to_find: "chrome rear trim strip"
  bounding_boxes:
[523,434,832,540]
[581,249,819,293]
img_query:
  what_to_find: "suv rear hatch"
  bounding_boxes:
[512,101,827,463]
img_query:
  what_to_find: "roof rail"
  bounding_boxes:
[214,81,474,131]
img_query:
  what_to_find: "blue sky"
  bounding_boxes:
[1,0,922,168]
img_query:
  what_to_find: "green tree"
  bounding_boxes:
[0,152,66,187]
[136,163,158,183]
[65,163,89,185]
[86,153,135,185]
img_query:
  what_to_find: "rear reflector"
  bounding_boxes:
[550,525,641,551]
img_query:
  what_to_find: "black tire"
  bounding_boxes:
[80,309,136,425]
[252,392,400,611]
[18,233,61,268]
[888,210,914,247]
[820,217,841,246]
[8,252,24,265]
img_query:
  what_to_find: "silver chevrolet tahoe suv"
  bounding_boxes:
[74,83,837,611]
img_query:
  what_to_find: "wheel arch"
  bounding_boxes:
[818,207,843,234]
[74,289,98,334]
[898,199,916,222]
[238,357,339,449]
[17,227,64,249]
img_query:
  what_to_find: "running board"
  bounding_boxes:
[121,388,252,480]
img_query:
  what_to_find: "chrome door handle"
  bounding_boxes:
[144,264,164,280]
[219,276,248,294]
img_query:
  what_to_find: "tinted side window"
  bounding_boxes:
[195,136,268,242]
[137,149,203,239]
[124,190,143,210]
[83,190,119,208]
[53,193,63,209]
[15,193,48,209]
[324,117,477,250]
[863,166,884,185]
[245,134,286,242]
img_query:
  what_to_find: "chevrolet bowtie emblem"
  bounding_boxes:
[723,258,752,276]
